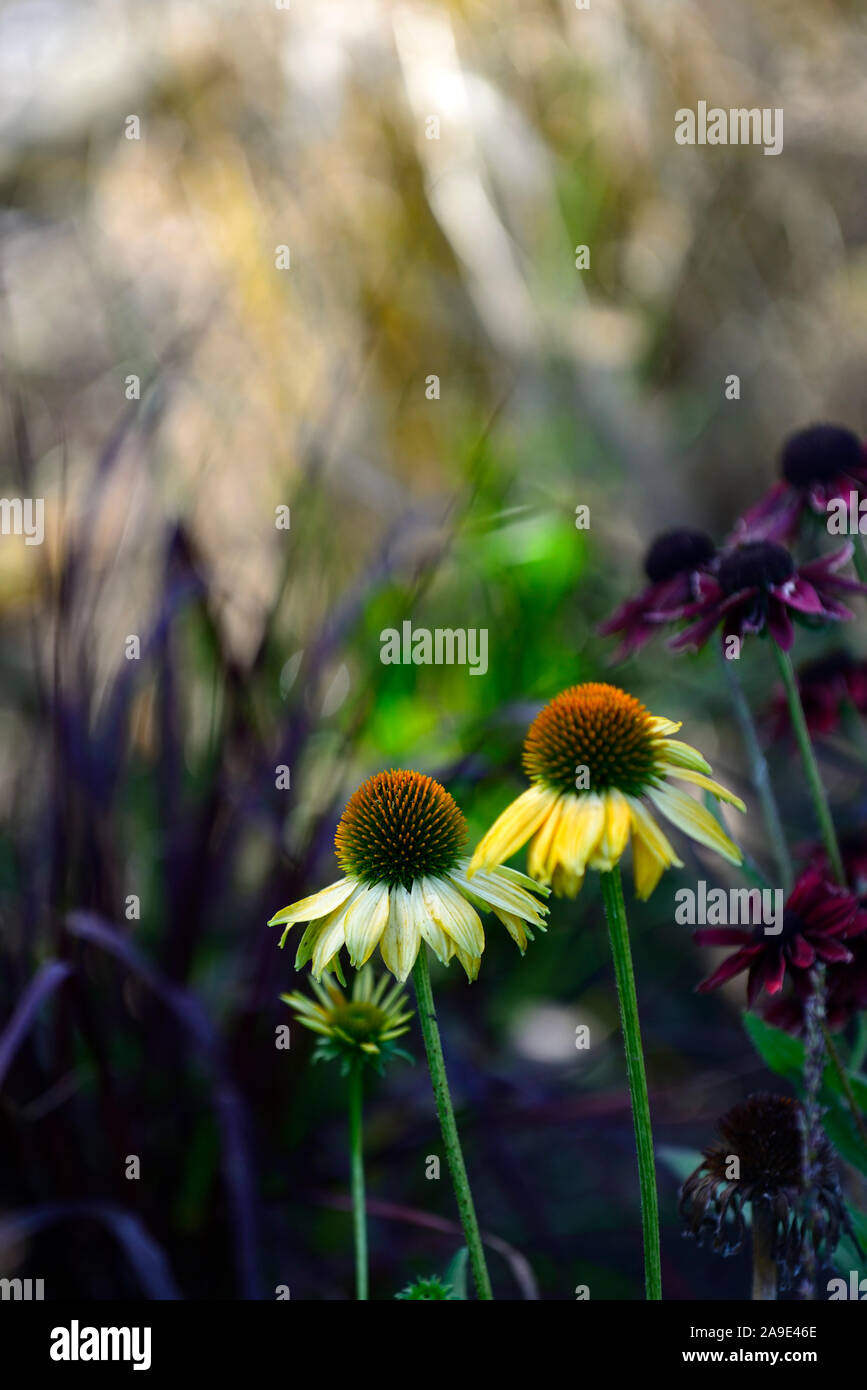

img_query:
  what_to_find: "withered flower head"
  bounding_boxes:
[680,1093,852,1284]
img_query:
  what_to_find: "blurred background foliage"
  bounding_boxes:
[1,0,867,1298]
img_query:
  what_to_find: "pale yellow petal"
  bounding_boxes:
[422,876,485,959]
[647,716,682,735]
[552,863,584,897]
[647,783,743,865]
[588,790,632,871]
[449,943,480,980]
[653,739,712,774]
[631,833,667,900]
[493,908,529,952]
[292,883,365,961]
[310,907,352,978]
[413,878,453,965]
[449,863,548,926]
[379,883,421,982]
[553,793,605,875]
[343,882,391,967]
[493,864,551,896]
[666,768,746,812]
[628,798,683,869]
[526,795,564,883]
[468,785,558,873]
[269,877,357,929]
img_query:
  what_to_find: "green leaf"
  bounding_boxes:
[443,1246,469,1301]
[743,1013,805,1080]
[657,1146,703,1184]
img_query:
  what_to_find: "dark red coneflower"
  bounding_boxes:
[670,540,866,654]
[597,528,716,662]
[731,423,867,544]
[768,648,867,740]
[763,931,867,1035]
[694,866,867,1006]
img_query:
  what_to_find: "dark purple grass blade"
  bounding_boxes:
[65,912,262,1299]
[0,1202,181,1300]
[0,961,74,1091]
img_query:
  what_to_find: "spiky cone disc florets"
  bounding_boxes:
[679,1093,853,1285]
[468,683,745,899]
[269,769,549,983]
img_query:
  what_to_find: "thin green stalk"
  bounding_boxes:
[853,536,867,585]
[600,865,662,1300]
[411,949,493,1300]
[771,640,845,886]
[348,1062,368,1300]
[721,652,793,892]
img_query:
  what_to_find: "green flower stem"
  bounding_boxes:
[771,640,845,886]
[348,1062,368,1301]
[853,537,867,585]
[411,949,493,1300]
[721,652,793,892]
[600,865,662,1300]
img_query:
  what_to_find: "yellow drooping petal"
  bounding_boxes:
[667,768,747,812]
[343,881,390,967]
[589,790,632,871]
[647,783,743,866]
[631,831,667,900]
[412,878,453,966]
[310,905,353,978]
[493,908,528,953]
[379,883,421,983]
[552,862,584,897]
[423,876,485,959]
[628,797,683,870]
[647,716,682,736]
[449,864,548,926]
[553,793,606,876]
[452,943,481,981]
[269,877,356,929]
[526,795,564,882]
[654,739,712,774]
[468,784,558,874]
[494,864,551,895]
[292,883,364,960]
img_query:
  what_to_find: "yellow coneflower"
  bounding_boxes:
[269,769,549,983]
[469,683,745,898]
[468,682,748,1301]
